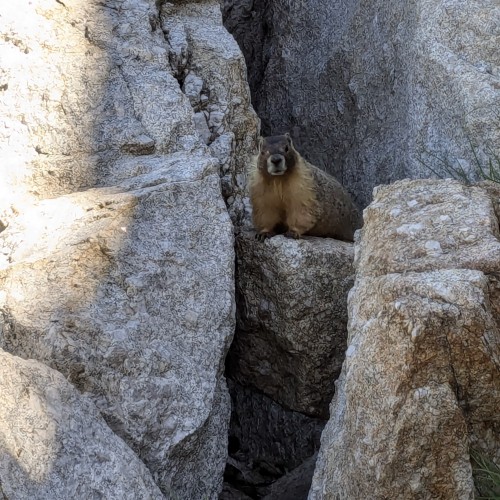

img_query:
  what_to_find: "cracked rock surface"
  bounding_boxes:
[0,145,235,500]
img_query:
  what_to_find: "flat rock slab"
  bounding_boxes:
[0,349,164,500]
[229,232,355,418]
[356,179,500,277]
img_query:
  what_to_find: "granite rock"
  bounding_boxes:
[309,179,500,499]
[228,232,355,418]
[0,349,164,500]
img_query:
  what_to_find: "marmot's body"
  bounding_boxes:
[249,134,362,241]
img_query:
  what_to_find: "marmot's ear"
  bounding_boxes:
[285,132,292,145]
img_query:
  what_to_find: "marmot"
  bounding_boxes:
[249,134,362,241]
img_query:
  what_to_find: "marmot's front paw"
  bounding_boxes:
[255,231,275,241]
[284,230,300,239]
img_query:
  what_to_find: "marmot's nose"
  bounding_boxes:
[271,155,283,165]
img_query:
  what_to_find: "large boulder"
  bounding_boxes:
[224,232,353,496]
[0,349,163,500]
[223,0,500,207]
[0,160,234,498]
[309,179,500,499]
[0,0,258,497]
[228,232,355,418]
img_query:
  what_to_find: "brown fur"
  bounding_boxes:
[249,134,362,241]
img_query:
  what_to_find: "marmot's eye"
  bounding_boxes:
[284,146,289,153]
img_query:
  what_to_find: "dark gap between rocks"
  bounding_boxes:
[220,380,326,500]
[221,229,354,499]
[219,2,359,498]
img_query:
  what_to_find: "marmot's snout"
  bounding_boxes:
[268,154,286,175]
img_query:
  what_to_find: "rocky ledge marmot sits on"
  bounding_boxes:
[249,133,362,241]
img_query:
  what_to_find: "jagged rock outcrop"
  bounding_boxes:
[0,0,258,498]
[356,180,500,276]
[223,0,500,207]
[228,232,355,418]
[161,1,258,227]
[0,349,164,499]
[309,179,500,499]
[1,0,257,225]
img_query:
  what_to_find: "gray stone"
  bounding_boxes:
[0,349,164,500]
[219,484,254,500]
[120,134,156,155]
[228,232,355,418]
[194,111,213,144]
[355,179,500,277]
[311,270,500,500]
[182,72,205,106]
[162,0,259,227]
[0,0,200,216]
[309,179,500,500]
[0,159,234,498]
[222,380,323,498]
[480,180,500,224]
[209,110,226,132]
[223,0,500,208]
[0,0,258,225]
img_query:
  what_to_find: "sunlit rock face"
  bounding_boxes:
[1,0,195,212]
[309,179,500,500]
[223,0,500,208]
[0,350,164,499]
[0,0,258,497]
[0,162,234,498]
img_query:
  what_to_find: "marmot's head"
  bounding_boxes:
[257,133,298,177]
